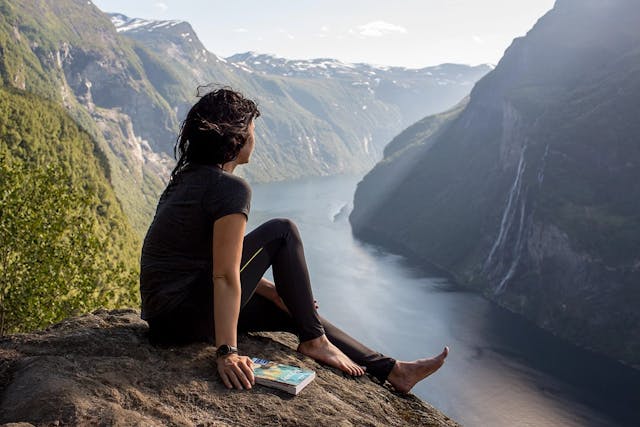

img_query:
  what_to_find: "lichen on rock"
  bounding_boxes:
[0,309,457,426]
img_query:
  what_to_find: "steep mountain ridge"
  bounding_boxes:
[0,0,173,232]
[227,51,489,128]
[113,12,491,183]
[0,0,490,232]
[350,0,640,367]
[226,51,485,87]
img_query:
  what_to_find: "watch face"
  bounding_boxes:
[217,345,237,357]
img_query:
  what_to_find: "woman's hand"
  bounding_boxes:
[217,353,255,390]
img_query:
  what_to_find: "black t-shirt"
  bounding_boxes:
[140,164,251,320]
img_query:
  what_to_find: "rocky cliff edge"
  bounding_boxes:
[0,309,457,426]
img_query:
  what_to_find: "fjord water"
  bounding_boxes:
[247,174,639,427]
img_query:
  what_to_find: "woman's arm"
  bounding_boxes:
[212,213,254,390]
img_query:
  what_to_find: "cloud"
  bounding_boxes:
[233,28,249,33]
[315,26,330,38]
[154,2,168,12]
[355,21,407,37]
[472,35,484,44]
[277,28,295,40]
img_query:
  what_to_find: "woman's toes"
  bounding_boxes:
[441,346,449,359]
[345,363,356,376]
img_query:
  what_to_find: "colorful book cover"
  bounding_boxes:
[251,357,316,395]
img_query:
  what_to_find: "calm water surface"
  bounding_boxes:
[247,174,639,427]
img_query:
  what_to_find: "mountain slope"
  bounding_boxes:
[111,13,491,182]
[0,0,173,233]
[350,0,640,367]
[0,86,139,334]
[0,0,490,232]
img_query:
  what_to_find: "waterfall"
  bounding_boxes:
[492,144,548,294]
[484,146,527,271]
[494,196,527,294]
[537,144,550,185]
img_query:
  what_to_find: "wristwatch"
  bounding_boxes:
[216,344,238,359]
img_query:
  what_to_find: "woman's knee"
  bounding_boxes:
[247,218,302,249]
[265,218,300,238]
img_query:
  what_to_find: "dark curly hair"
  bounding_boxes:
[171,86,260,179]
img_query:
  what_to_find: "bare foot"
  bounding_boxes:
[297,334,366,376]
[387,346,449,393]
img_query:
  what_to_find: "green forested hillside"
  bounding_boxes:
[0,86,139,334]
[0,0,171,234]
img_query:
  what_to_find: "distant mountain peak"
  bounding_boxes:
[110,13,186,33]
[230,51,492,71]
[227,51,384,72]
[225,51,492,82]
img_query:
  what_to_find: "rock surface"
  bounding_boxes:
[0,309,458,426]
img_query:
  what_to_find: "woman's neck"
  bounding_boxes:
[222,161,238,174]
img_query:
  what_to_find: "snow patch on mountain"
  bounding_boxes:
[110,13,184,33]
[225,52,492,84]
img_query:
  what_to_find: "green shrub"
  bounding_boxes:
[0,159,137,334]
[0,86,139,335]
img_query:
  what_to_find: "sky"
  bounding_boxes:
[92,0,556,69]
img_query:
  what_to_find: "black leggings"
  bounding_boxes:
[148,218,396,383]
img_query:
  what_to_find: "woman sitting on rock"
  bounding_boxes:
[140,86,449,392]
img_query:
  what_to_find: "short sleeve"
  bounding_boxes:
[202,173,251,222]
